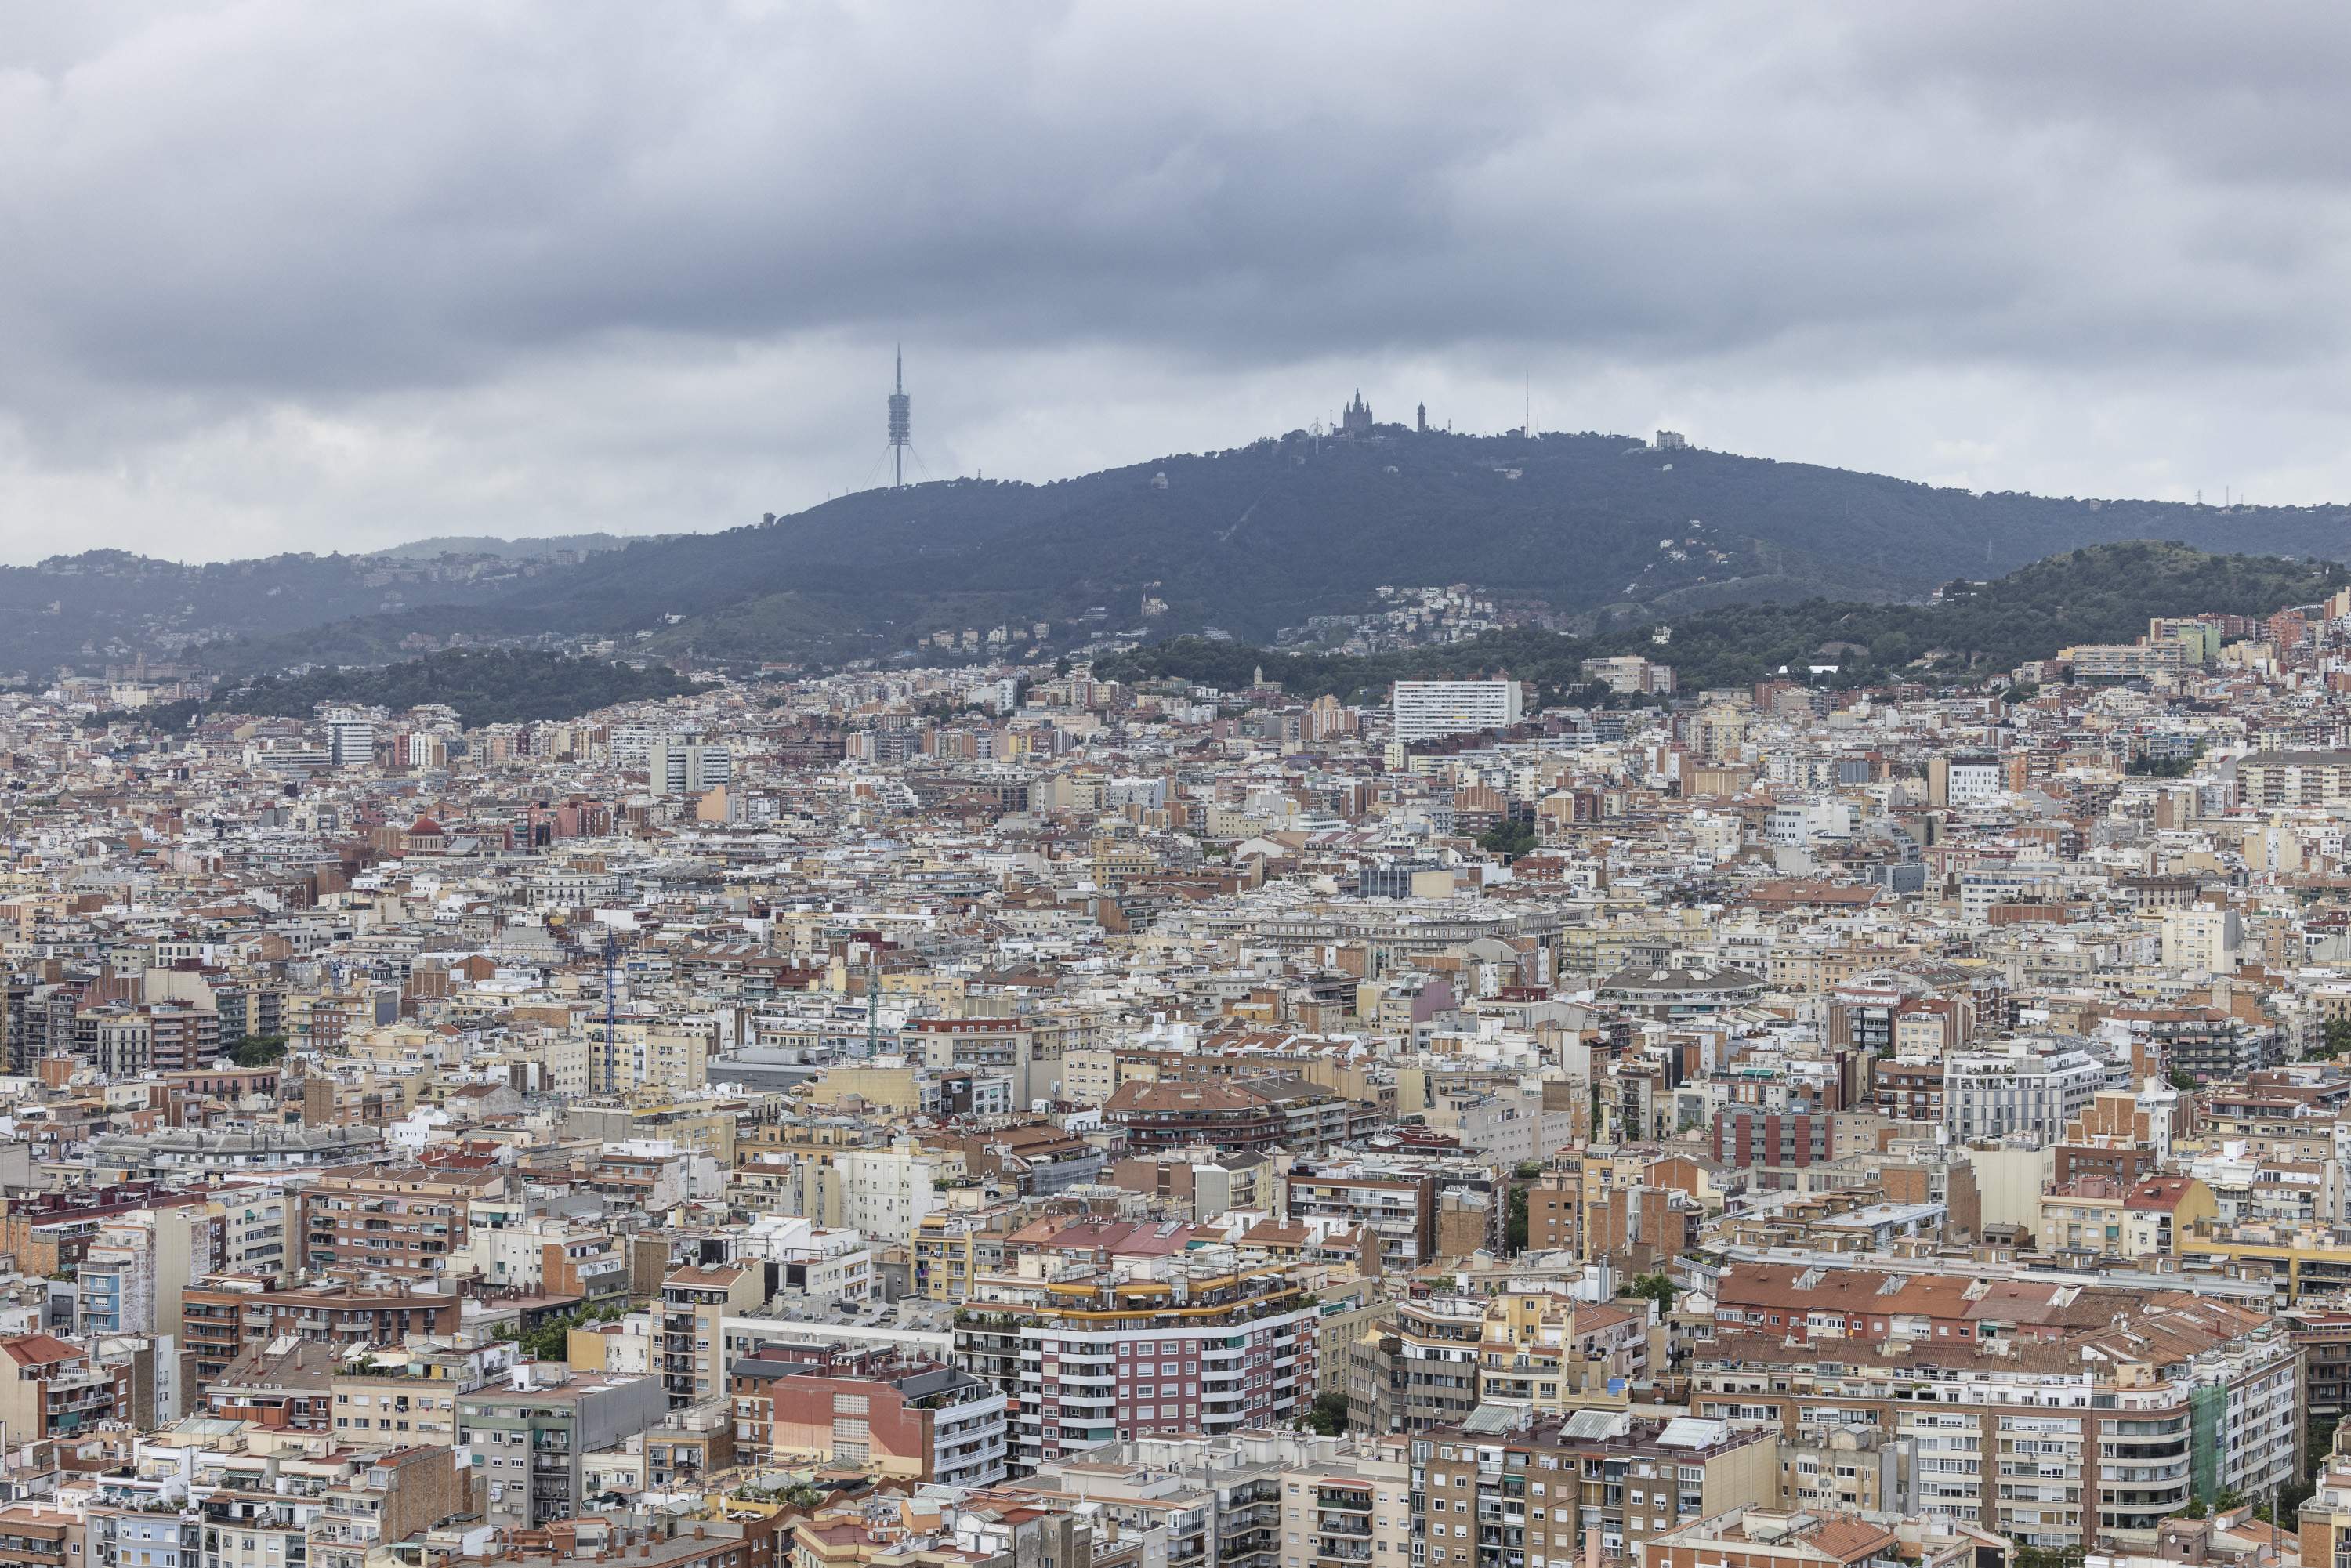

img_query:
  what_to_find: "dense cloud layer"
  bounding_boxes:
[4,2,2350,559]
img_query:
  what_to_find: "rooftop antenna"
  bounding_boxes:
[864,947,882,1059]
[1523,369,1531,438]
[601,924,622,1092]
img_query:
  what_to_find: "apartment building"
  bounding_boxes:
[911,1204,1023,1303]
[2035,1175,2218,1265]
[307,1447,471,1568]
[77,1001,219,1075]
[1690,1284,2298,1547]
[659,1262,770,1407]
[1476,1294,1649,1415]
[733,1352,1009,1487]
[456,1365,668,1528]
[953,1256,1320,1472]
[76,1204,214,1340]
[1018,1430,1406,1568]
[2062,643,2189,684]
[1392,681,1525,745]
[1286,1166,1437,1272]
[0,1508,73,1568]
[330,1342,502,1447]
[1415,1408,1776,1568]
[1773,1428,1915,1517]
[180,1278,461,1385]
[1942,1042,2106,1143]
[1643,1506,1986,1568]
[0,1333,132,1439]
[2238,749,2351,808]
[1105,1077,1356,1153]
[1581,657,1676,697]
[297,1163,503,1280]
[1347,1295,1482,1436]
[213,1182,292,1284]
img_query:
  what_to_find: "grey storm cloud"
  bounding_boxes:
[4,0,2351,558]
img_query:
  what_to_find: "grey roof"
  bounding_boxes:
[1657,1415,1731,1449]
[1460,1403,1526,1436]
[1559,1408,1630,1442]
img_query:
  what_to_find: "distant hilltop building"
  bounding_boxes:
[1654,429,1690,451]
[1417,401,1427,433]
[1340,390,1374,436]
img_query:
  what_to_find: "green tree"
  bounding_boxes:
[1478,820,1538,860]
[511,1301,627,1363]
[1624,1273,1677,1313]
[230,1034,288,1067]
[1505,1186,1529,1254]
[2317,1019,2351,1061]
[1306,1390,1350,1436]
[2167,1066,2196,1092]
[2012,1548,2087,1568]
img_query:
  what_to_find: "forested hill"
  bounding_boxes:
[1094,542,2346,701]
[39,425,2351,673]
[410,427,2351,661]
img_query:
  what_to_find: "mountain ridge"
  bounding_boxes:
[24,427,2351,672]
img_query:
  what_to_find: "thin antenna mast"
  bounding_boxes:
[602,926,621,1092]
[865,949,882,1058]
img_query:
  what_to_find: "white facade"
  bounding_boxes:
[2161,907,2242,973]
[647,738,732,795]
[1391,680,1523,744]
[214,1184,292,1284]
[1943,1041,2106,1142]
[1946,755,2003,803]
[834,1143,941,1237]
[325,709,376,768]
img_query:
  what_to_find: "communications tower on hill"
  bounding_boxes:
[888,346,911,488]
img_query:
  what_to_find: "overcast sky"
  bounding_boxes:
[7,2,2351,562]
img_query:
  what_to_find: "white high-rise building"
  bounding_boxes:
[647,738,732,795]
[324,708,375,768]
[1390,679,1523,744]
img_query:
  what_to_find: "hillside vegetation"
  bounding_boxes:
[219,428,2351,667]
[36,426,2351,671]
[1095,542,2343,702]
[116,650,694,731]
